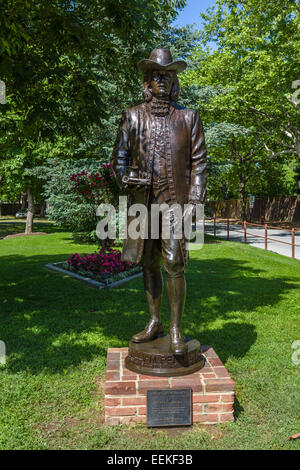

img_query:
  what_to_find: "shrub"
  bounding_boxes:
[31,159,120,238]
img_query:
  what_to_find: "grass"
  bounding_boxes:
[0,218,63,238]
[0,224,299,450]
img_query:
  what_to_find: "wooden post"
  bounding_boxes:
[227,218,229,240]
[265,224,268,250]
[214,217,216,237]
[292,228,295,259]
[244,220,247,243]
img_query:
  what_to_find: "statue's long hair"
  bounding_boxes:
[142,71,179,102]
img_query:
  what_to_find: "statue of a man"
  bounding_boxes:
[112,49,208,356]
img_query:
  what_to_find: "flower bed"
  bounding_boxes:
[63,248,142,286]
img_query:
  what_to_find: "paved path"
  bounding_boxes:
[205,221,300,260]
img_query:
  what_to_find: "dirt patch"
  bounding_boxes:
[3,232,48,239]
[154,426,192,437]
[34,406,105,450]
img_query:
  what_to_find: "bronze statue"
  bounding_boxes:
[112,49,208,376]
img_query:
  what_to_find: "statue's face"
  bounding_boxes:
[150,70,173,99]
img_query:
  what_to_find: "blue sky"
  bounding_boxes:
[172,0,216,30]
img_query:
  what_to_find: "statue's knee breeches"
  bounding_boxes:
[161,238,185,279]
[141,238,161,274]
[162,257,184,278]
[141,227,185,278]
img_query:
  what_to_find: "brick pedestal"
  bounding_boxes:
[104,345,235,426]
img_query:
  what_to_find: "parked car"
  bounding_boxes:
[15,209,28,218]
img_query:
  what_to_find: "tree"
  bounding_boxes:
[198,0,300,161]
[0,0,186,232]
[180,0,300,213]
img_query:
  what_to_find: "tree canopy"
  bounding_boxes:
[1,0,299,226]
[0,0,188,230]
[180,0,300,212]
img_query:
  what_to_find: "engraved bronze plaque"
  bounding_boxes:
[147,389,192,427]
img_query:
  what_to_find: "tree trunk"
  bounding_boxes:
[25,188,34,234]
[239,183,248,221]
[240,198,247,222]
[39,200,46,218]
[21,192,27,210]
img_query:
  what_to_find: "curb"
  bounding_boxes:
[45,262,143,289]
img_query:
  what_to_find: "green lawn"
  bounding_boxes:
[0,218,63,238]
[0,226,299,450]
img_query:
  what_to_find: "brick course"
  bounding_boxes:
[104,345,235,426]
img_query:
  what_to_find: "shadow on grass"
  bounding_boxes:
[233,395,245,419]
[0,252,297,374]
[0,221,66,238]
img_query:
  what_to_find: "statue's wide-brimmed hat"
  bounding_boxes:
[137,48,187,74]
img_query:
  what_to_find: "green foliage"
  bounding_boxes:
[71,231,100,245]
[199,0,300,157]
[154,22,201,61]
[0,0,187,203]
[29,159,118,235]
[181,0,300,206]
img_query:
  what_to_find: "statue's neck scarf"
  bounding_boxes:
[150,96,170,117]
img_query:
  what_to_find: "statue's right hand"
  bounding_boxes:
[123,182,144,193]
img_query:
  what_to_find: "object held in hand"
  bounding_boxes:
[122,166,151,187]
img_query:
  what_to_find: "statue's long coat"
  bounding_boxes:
[111,101,208,265]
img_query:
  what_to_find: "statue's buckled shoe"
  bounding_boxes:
[132,321,164,343]
[170,329,187,355]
